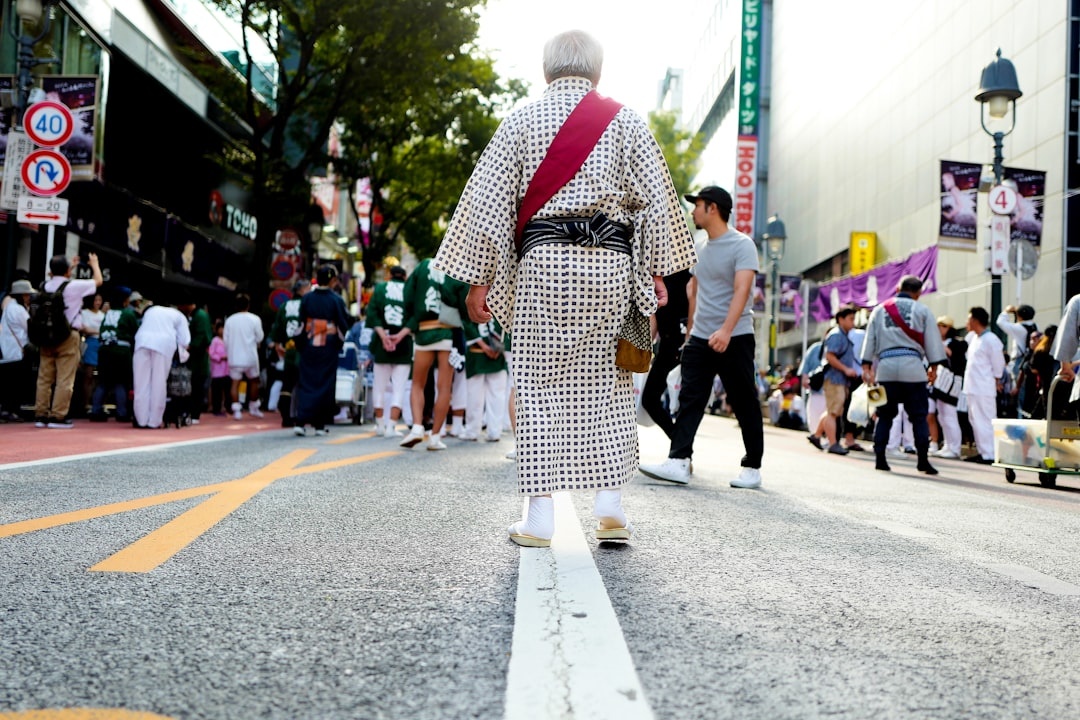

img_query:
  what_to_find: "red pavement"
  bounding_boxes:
[0,412,287,465]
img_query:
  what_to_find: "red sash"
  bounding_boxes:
[514,90,623,252]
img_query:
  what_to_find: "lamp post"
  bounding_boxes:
[762,214,787,371]
[975,48,1022,341]
[3,0,56,291]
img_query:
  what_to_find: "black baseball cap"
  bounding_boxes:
[683,186,733,213]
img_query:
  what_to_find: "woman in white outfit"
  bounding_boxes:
[132,298,191,428]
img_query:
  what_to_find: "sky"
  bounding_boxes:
[475,0,695,118]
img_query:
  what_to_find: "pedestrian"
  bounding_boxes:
[399,257,455,451]
[33,253,103,428]
[962,306,1005,463]
[75,292,105,418]
[293,264,351,436]
[0,278,35,421]
[817,305,861,455]
[440,273,471,439]
[208,319,230,415]
[269,279,311,427]
[1052,294,1080,409]
[177,294,213,425]
[1028,324,1058,419]
[132,297,191,429]
[89,290,141,422]
[223,293,265,420]
[859,275,947,474]
[930,316,967,459]
[461,317,508,441]
[641,268,692,437]
[996,303,1038,417]
[367,265,413,437]
[434,30,696,546]
[801,333,827,449]
[639,184,763,489]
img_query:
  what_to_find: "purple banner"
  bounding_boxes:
[752,273,766,313]
[778,274,802,315]
[809,245,938,323]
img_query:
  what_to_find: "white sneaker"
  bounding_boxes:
[383,425,403,438]
[933,447,960,459]
[400,428,426,448]
[427,437,447,451]
[249,408,264,418]
[190,418,200,425]
[929,441,939,453]
[639,457,692,484]
[458,432,479,441]
[232,402,242,421]
[887,447,906,458]
[314,428,330,436]
[506,449,517,460]
[730,467,762,489]
[293,425,307,436]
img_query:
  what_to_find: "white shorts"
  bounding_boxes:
[415,340,453,352]
[228,366,260,381]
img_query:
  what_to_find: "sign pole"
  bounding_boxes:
[43,223,54,278]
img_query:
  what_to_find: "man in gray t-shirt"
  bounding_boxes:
[640,186,765,489]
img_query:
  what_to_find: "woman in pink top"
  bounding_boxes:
[208,319,230,416]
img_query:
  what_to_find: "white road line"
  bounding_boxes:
[985,563,1080,596]
[868,520,938,538]
[505,492,654,720]
[0,435,239,471]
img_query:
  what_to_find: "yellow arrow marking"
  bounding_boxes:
[326,431,379,445]
[0,449,398,573]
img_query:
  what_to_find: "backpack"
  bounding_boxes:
[28,281,72,348]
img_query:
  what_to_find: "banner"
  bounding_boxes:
[1003,167,1045,246]
[752,273,766,313]
[809,246,938,323]
[939,160,980,250]
[778,274,802,316]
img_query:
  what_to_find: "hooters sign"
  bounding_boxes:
[733,137,758,236]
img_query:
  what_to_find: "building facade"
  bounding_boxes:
[680,0,1074,369]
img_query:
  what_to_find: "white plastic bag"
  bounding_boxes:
[847,383,871,427]
[667,366,683,415]
[633,372,654,426]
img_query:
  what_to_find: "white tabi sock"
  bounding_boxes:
[593,489,627,529]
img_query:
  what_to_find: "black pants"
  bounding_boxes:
[641,333,683,439]
[873,381,930,455]
[670,334,763,468]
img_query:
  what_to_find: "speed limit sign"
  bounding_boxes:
[22,100,74,147]
[988,184,1018,215]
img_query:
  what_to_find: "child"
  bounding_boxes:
[208,319,230,416]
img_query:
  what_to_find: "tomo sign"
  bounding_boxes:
[23,100,74,147]
[21,149,72,196]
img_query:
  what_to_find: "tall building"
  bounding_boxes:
[682,0,1073,368]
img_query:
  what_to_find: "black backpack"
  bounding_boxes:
[28,281,72,348]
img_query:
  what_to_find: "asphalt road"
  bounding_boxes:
[2,415,1080,719]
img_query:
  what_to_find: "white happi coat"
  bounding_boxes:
[434,76,697,495]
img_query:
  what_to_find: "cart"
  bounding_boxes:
[993,377,1080,488]
[335,341,369,425]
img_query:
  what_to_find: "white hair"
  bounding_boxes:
[543,30,603,84]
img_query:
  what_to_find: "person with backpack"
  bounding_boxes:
[997,304,1038,417]
[32,253,102,429]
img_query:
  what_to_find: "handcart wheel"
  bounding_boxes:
[1038,472,1058,488]
[1004,468,1016,483]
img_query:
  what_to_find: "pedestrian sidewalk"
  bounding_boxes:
[0,412,283,466]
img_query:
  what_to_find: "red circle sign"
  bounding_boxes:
[23,101,74,147]
[21,149,72,196]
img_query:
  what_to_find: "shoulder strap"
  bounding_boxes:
[883,298,924,345]
[515,91,623,249]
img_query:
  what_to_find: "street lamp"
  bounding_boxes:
[3,0,57,291]
[975,48,1022,340]
[762,214,787,371]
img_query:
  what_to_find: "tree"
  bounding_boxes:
[190,0,497,311]
[333,52,525,282]
[649,110,705,202]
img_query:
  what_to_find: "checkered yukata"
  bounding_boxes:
[434,76,697,495]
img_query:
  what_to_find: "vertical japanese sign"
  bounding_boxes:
[989,215,1010,276]
[849,231,877,274]
[733,0,761,238]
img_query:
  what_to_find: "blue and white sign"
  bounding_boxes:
[23,100,74,148]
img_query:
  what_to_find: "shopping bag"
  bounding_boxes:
[847,382,871,427]
[633,372,654,426]
[666,365,682,415]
